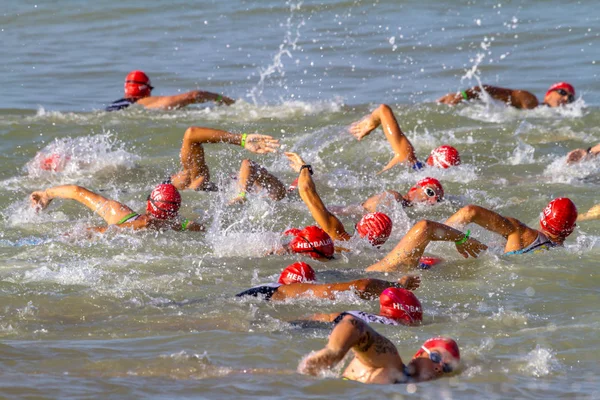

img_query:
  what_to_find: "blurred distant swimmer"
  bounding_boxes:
[565,143,600,165]
[444,198,578,255]
[349,104,461,174]
[29,183,203,233]
[298,318,460,384]
[170,127,280,192]
[235,262,420,301]
[438,81,576,109]
[577,204,600,222]
[105,70,235,111]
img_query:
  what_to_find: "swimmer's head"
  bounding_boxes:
[426,145,461,169]
[124,70,154,99]
[278,262,316,285]
[539,197,577,240]
[407,177,444,205]
[39,153,70,172]
[544,82,575,107]
[356,212,393,247]
[146,183,181,220]
[283,226,335,260]
[413,337,460,375]
[379,287,423,325]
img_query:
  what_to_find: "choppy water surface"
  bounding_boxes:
[1,1,599,398]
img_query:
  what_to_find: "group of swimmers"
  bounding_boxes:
[28,71,600,384]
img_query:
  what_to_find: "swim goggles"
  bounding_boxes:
[555,89,574,103]
[421,346,453,373]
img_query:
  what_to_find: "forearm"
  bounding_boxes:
[184,126,242,145]
[373,105,417,164]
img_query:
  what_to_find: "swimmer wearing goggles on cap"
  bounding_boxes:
[106,70,234,111]
[299,315,460,384]
[438,81,576,109]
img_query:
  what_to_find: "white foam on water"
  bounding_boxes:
[543,155,600,184]
[519,345,561,377]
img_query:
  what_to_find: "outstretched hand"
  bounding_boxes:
[218,95,235,106]
[437,93,463,105]
[398,275,421,290]
[30,190,52,211]
[284,152,307,173]
[456,237,488,259]
[244,134,280,154]
[565,148,588,165]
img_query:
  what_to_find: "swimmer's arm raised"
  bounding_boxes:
[285,152,351,241]
[182,127,279,153]
[445,204,516,237]
[367,220,487,272]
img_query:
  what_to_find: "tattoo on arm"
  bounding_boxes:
[373,336,397,355]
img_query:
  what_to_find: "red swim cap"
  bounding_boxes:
[539,197,577,238]
[379,287,422,325]
[545,82,575,98]
[408,177,444,204]
[40,153,70,172]
[287,177,299,192]
[426,145,461,169]
[146,183,181,220]
[413,336,460,364]
[356,212,393,246]
[278,262,316,285]
[283,226,335,260]
[124,70,153,99]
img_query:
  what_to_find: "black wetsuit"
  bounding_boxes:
[105,98,136,112]
[235,283,282,301]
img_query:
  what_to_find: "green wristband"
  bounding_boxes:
[181,219,190,231]
[455,229,470,245]
[239,191,247,198]
[216,94,222,102]
[240,133,247,148]
[461,90,468,100]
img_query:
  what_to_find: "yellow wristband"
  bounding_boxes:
[239,191,247,198]
[455,230,470,245]
[240,133,247,148]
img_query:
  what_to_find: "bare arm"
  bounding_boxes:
[136,90,234,109]
[298,315,402,376]
[577,204,600,221]
[30,185,134,225]
[285,152,351,241]
[362,190,406,212]
[349,104,419,172]
[438,85,539,109]
[444,204,517,237]
[566,143,600,164]
[367,220,487,272]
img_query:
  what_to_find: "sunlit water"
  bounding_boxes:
[1,1,599,398]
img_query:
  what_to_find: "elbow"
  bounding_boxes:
[376,104,392,114]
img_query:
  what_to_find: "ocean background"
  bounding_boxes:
[1,0,599,398]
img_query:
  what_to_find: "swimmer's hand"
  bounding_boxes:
[30,190,52,211]
[437,92,464,105]
[455,237,487,259]
[227,194,247,206]
[298,348,341,376]
[244,134,280,154]
[565,148,588,165]
[284,152,307,173]
[398,275,420,290]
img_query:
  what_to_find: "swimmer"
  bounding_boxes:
[444,198,578,255]
[437,81,576,109]
[349,104,461,173]
[268,225,337,260]
[577,204,600,222]
[169,127,280,191]
[360,177,445,213]
[284,151,394,247]
[105,70,235,111]
[29,183,203,233]
[307,287,423,326]
[235,262,420,301]
[565,143,600,165]
[298,318,460,384]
